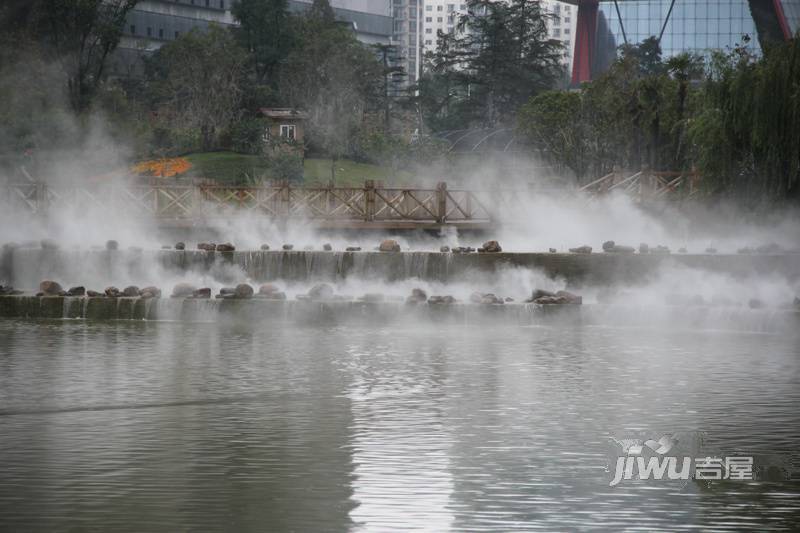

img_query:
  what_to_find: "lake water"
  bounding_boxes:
[0,319,798,531]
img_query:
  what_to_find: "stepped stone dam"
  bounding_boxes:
[3,248,800,288]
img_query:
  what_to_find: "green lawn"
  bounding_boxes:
[184,151,409,186]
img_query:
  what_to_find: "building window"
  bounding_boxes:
[426,5,432,10]
[159,28,164,38]
[437,5,442,11]
[564,28,570,35]
[280,125,296,140]
[564,17,570,24]
[206,0,210,6]
[425,28,432,33]
[447,4,454,12]
[147,27,152,37]
[220,0,225,8]
[437,17,442,22]
[426,16,432,22]
[425,39,432,45]
[175,30,180,38]
[130,24,136,34]
[553,28,560,37]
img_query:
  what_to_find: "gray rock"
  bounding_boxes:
[106,240,119,251]
[175,242,186,250]
[234,283,254,299]
[172,282,196,297]
[39,280,63,295]
[122,286,140,297]
[379,239,401,252]
[569,245,592,254]
[308,283,335,301]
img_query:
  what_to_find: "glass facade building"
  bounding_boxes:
[569,0,800,84]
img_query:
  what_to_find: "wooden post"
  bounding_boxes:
[364,180,375,222]
[280,179,291,216]
[436,181,447,223]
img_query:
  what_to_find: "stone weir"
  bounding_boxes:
[1,295,798,334]
[3,248,800,288]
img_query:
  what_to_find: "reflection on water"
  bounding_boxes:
[0,319,798,531]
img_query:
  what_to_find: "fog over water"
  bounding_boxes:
[2,132,800,532]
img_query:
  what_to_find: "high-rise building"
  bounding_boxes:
[568,0,800,85]
[114,0,395,75]
[418,1,578,78]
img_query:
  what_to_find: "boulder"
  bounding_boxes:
[192,288,211,299]
[602,240,615,252]
[379,239,401,252]
[748,298,765,309]
[87,290,102,297]
[428,295,456,305]
[0,285,23,296]
[678,247,687,254]
[323,243,333,251]
[606,245,635,253]
[216,243,235,252]
[480,293,503,305]
[39,280,63,295]
[652,245,671,254]
[360,293,385,303]
[104,286,120,297]
[304,245,314,251]
[161,245,172,250]
[480,240,502,253]
[555,290,582,304]
[307,283,334,301]
[569,245,592,254]
[140,286,161,298]
[172,282,196,297]
[219,287,236,295]
[639,243,649,254]
[549,248,557,253]
[505,297,514,302]
[260,244,270,251]
[258,283,281,295]
[175,242,186,250]
[267,292,287,300]
[40,239,59,250]
[440,245,450,253]
[282,244,294,251]
[234,283,254,299]
[532,291,582,305]
[705,247,718,254]
[469,291,483,304]
[526,289,555,303]
[198,243,216,252]
[451,246,475,254]
[122,286,140,297]
[106,240,119,251]
[346,246,361,252]
[406,288,428,304]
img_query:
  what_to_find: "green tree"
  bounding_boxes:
[20,0,138,113]
[231,0,294,87]
[279,0,382,182]
[146,25,247,152]
[418,0,563,129]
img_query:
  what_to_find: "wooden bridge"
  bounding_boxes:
[1,180,500,230]
[2,169,701,230]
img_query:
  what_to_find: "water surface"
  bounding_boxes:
[0,319,798,531]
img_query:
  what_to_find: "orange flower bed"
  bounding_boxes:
[132,157,192,177]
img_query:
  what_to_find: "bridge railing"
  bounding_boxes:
[578,168,701,201]
[1,180,497,224]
